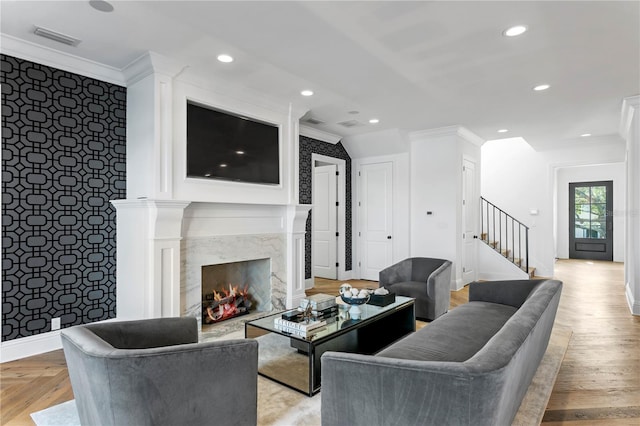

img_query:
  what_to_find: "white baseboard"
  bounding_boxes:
[338,270,353,281]
[451,278,465,291]
[305,278,314,289]
[625,282,640,316]
[0,318,122,363]
[1,330,62,363]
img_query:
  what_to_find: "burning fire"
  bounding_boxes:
[205,284,251,323]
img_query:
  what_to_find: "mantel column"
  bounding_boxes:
[111,199,190,319]
[287,204,312,308]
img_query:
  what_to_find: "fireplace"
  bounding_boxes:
[201,259,270,324]
[112,200,311,329]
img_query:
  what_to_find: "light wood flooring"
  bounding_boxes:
[1,259,638,425]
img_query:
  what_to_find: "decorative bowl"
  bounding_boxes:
[340,294,370,305]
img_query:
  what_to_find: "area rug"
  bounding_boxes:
[31,325,572,426]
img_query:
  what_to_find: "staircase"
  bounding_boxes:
[480,197,535,278]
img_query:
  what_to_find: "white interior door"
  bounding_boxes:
[313,165,337,279]
[360,162,393,281]
[462,158,478,284]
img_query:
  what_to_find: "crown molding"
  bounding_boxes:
[122,51,186,86]
[458,127,485,147]
[0,33,125,86]
[409,125,484,146]
[619,95,640,140]
[299,125,342,144]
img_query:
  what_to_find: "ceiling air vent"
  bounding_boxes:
[33,26,81,47]
[304,116,325,125]
[337,120,364,128]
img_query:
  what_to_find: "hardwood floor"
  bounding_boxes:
[1,259,638,425]
[542,260,640,425]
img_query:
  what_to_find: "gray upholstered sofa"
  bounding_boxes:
[61,317,258,426]
[321,279,562,426]
[379,257,452,320]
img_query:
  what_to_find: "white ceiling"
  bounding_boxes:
[2,1,639,150]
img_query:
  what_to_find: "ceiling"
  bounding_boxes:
[2,1,639,150]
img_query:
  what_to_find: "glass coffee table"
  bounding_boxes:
[245,296,415,396]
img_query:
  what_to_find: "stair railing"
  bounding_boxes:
[480,196,529,274]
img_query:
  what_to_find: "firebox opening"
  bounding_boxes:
[201,258,270,325]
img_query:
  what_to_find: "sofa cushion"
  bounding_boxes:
[375,301,518,362]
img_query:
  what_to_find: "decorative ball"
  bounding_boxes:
[339,283,352,295]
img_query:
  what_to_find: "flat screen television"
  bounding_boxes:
[186,101,280,185]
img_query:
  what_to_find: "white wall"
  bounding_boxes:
[410,134,458,261]
[482,136,626,278]
[410,127,482,290]
[482,138,551,276]
[556,163,625,261]
[621,96,640,315]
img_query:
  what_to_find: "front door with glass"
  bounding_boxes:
[569,181,613,261]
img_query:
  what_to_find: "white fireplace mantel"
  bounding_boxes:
[115,52,312,326]
[111,200,311,325]
[110,199,190,320]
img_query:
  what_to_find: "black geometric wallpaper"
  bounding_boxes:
[299,136,352,279]
[1,55,126,341]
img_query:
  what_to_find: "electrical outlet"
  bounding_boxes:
[51,317,61,331]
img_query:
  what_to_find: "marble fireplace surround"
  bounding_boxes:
[184,235,285,323]
[201,258,271,314]
[112,200,310,330]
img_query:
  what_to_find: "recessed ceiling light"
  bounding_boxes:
[369,118,380,124]
[217,54,234,63]
[236,150,245,155]
[301,90,314,97]
[581,133,592,137]
[497,129,509,133]
[219,164,227,168]
[533,84,550,91]
[503,25,527,37]
[89,0,114,13]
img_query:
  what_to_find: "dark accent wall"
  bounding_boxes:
[1,55,126,341]
[299,136,352,279]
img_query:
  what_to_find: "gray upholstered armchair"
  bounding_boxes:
[379,257,452,321]
[60,317,258,426]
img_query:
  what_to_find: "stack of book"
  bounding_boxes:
[300,293,338,319]
[300,293,336,311]
[273,317,327,337]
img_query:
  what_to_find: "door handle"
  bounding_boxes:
[387,236,392,239]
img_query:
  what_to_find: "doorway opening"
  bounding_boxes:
[569,181,613,261]
[311,154,346,283]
